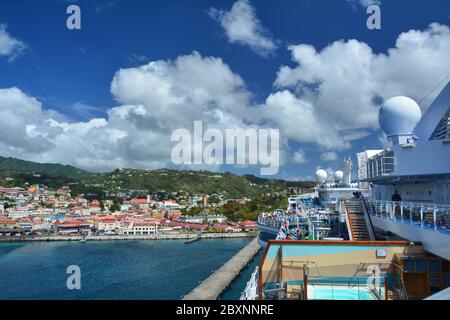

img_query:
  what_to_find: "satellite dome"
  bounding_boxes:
[334,171,344,182]
[315,169,328,183]
[378,96,422,136]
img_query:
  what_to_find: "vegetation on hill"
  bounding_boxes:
[0,172,78,189]
[0,156,92,179]
[182,194,290,221]
[95,169,298,198]
[211,194,289,221]
[0,156,315,200]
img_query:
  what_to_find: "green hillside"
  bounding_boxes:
[95,169,293,198]
[0,156,92,179]
[0,156,315,198]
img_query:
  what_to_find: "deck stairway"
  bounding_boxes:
[344,200,374,241]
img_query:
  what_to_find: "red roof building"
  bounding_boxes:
[130,198,149,204]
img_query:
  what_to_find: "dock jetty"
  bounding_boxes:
[184,235,201,244]
[183,237,261,300]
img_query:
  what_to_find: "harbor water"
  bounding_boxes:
[0,238,252,300]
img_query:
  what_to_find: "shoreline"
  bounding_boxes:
[0,232,257,243]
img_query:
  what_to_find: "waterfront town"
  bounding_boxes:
[0,183,258,239]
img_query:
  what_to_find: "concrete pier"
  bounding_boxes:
[183,237,261,300]
[185,235,201,244]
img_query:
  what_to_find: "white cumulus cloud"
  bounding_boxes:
[0,52,258,172]
[292,149,308,164]
[1,23,449,173]
[320,151,338,162]
[256,90,350,151]
[274,23,450,149]
[0,24,26,62]
[208,0,277,57]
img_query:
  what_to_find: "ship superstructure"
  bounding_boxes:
[357,84,450,260]
[244,82,450,301]
[256,157,365,247]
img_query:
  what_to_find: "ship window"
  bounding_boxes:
[405,260,415,272]
[416,260,427,272]
[429,261,441,272]
[444,274,450,285]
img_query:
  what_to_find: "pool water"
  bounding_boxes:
[308,285,378,300]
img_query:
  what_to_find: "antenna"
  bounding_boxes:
[343,157,352,185]
[418,73,450,105]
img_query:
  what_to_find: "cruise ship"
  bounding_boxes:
[242,82,450,301]
[257,158,369,247]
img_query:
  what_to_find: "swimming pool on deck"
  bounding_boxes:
[257,240,431,300]
[307,284,378,300]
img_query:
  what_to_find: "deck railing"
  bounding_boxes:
[262,276,388,300]
[368,200,450,234]
[257,216,309,229]
[257,216,283,229]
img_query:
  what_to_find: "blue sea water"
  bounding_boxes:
[0,238,252,300]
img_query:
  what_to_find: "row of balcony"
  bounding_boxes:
[368,200,450,234]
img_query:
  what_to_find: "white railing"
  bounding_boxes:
[258,215,308,229]
[368,200,450,234]
[341,201,353,241]
[257,216,283,229]
[240,266,258,300]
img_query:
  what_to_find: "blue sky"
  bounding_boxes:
[0,0,449,180]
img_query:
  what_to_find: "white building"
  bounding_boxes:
[121,222,157,235]
[97,219,121,235]
[32,218,53,232]
[178,215,227,224]
[159,200,181,211]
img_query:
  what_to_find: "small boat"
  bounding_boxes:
[185,236,200,244]
[79,238,87,243]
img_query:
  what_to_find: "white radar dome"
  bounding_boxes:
[315,169,328,183]
[378,96,422,136]
[334,171,344,181]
